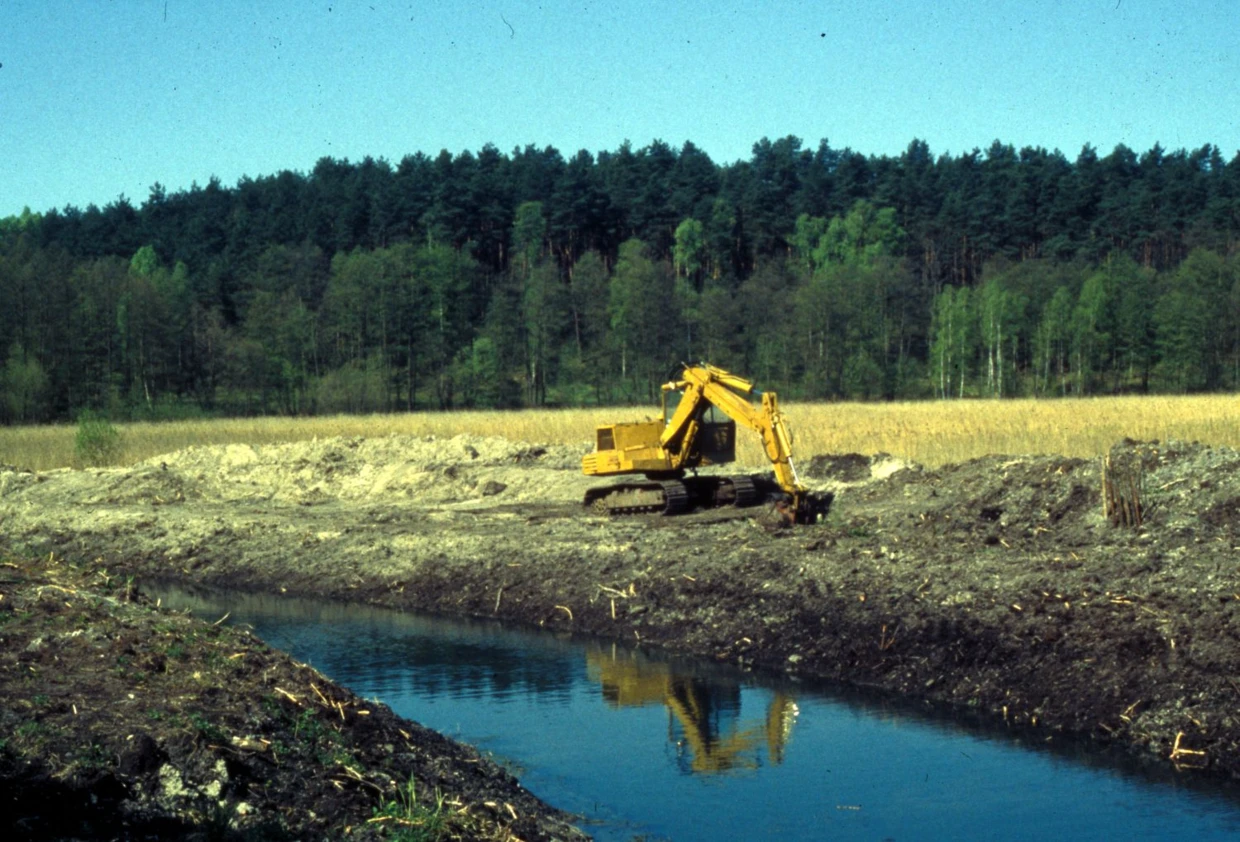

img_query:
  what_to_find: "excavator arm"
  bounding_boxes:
[660,364,822,523]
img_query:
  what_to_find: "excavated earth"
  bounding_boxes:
[4,433,1240,836]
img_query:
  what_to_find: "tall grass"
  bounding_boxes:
[1,395,1237,472]
[768,394,1240,467]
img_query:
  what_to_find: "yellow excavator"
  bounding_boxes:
[582,363,830,524]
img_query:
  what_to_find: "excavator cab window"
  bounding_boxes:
[698,403,737,465]
[662,388,683,426]
[662,382,735,466]
[663,389,729,426]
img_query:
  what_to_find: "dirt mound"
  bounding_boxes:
[0,435,595,513]
[802,452,913,484]
[914,454,1098,540]
[0,466,40,498]
[0,553,584,840]
[803,452,872,482]
[827,439,1240,551]
[141,434,591,507]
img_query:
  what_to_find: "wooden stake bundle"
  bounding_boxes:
[1102,453,1144,528]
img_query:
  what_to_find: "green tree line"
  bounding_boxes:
[2,136,1239,422]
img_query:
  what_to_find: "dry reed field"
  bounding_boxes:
[1,394,1238,473]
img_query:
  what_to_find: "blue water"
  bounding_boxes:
[149,584,1240,841]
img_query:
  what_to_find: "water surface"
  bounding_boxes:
[148,583,1240,841]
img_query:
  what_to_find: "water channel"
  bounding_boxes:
[147,583,1240,841]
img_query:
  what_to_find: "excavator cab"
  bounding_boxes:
[662,387,736,468]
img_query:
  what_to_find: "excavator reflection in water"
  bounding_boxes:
[585,644,798,774]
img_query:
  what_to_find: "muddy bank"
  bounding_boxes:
[0,551,586,840]
[3,433,1240,786]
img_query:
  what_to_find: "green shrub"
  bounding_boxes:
[74,411,122,467]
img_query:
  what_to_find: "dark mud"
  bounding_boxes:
[0,552,585,840]
[3,434,1240,833]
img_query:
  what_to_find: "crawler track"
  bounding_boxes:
[584,475,763,516]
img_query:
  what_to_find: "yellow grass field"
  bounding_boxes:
[2,394,1238,473]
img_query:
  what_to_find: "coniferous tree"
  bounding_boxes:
[3,135,1240,419]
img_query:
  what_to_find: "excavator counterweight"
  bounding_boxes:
[583,364,830,524]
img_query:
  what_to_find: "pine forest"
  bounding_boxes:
[2,136,1239,423]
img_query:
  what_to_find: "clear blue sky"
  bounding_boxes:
[2,0,1236,218]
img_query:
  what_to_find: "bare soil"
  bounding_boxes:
[0,551,586,841]
[3,433,1240,833]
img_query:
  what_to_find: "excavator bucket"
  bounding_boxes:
[795,491,833,525]
[765,490,833,528]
